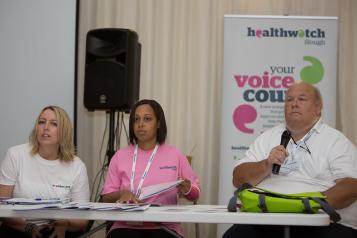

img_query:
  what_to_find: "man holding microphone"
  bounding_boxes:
[223,81,357,238]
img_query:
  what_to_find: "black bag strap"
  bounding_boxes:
[311,197,341,223]
[301,198,314,214]
[227,183,253,212]
[227,194,238,212]
[258,194,268,213]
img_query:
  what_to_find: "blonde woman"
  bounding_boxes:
[0,105,90,238]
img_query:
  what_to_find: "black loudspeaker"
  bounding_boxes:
[84,28,141,111]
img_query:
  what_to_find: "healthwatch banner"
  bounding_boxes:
[218,15,338,208]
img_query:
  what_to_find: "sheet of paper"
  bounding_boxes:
[11,204,63,210]
[58,202,91,210]
[89,202,150,211]
[3,197,69,205]
[139,180,184,200]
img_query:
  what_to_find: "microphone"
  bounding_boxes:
[272,130,291,174]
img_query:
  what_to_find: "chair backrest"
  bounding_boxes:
[186,155,193,165]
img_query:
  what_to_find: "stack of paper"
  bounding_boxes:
[3,197,69,205]
[3,180,184,211]
[139,180,184,200]
[11,204,65,211]
[90,203,150,211]
[10,201,150,211]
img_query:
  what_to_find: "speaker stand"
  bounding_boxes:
[106,110,116,165]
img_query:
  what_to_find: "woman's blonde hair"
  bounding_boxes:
[29,106,75,162]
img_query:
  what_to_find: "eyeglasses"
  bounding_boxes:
[290,136,311,155]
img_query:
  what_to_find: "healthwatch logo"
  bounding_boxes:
[233,56,324,134]
[247,27,326,38]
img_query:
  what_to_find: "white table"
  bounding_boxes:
[0,204,329,226]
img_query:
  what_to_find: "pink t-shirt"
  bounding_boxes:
[102,143,200,237]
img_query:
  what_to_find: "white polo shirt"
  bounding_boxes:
[237,119,357,229]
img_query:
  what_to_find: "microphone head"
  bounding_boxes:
[282,130,291,138]
[280,130,291,148]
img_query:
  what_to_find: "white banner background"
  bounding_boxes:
[218,15,337,236]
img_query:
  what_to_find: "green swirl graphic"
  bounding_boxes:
[300,56,324,84]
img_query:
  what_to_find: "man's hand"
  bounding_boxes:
[267,145,289,167]
[324,178,357,209]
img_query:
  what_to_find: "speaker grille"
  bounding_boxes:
[84,28,140,111]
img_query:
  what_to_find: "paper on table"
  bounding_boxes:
[11,202,150,211]
[3,197,69,205]
[139,180,184,200]
[11,204,64,210]
[89,202,150,211]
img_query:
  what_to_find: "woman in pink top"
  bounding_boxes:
[102,99,200,238]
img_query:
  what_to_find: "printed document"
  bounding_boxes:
[139,180,184,200]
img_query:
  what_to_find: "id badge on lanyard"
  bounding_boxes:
[282,129,314,174]
[130,144,159,197]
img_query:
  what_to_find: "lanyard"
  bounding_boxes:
[291,128,314,157]
[130,144,159,197]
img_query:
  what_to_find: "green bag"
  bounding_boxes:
[227,183,340,223]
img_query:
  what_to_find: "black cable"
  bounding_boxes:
[122,112,129,142]
[90,113,109,202]
[115,111,120,151]
[90,110,130,203]
[117,112,124,148]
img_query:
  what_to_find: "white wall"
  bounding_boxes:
[0,0,77,159]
